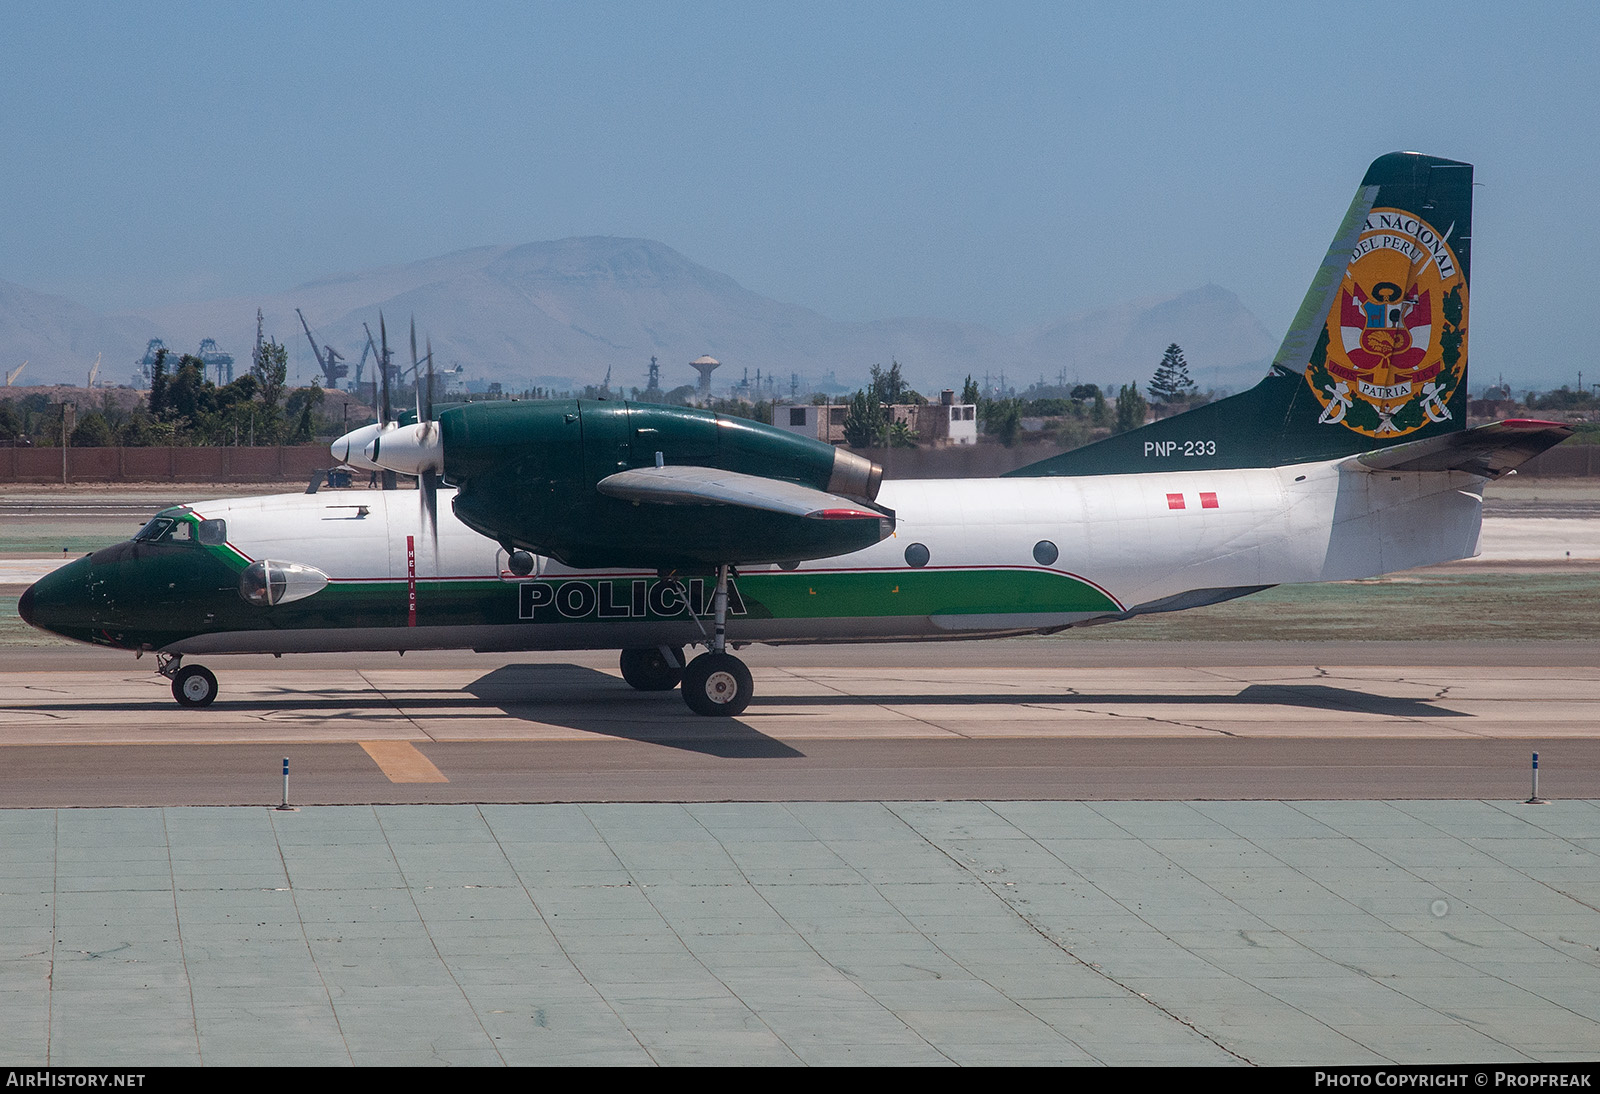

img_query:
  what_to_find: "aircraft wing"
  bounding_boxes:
[597,465,890,521]
[1341,419,1573,479]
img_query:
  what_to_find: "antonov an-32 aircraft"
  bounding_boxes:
[18,153,1572,715]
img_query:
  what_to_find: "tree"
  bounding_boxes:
[147,349,170,419]
[1149,344,1197,405]
[842,387,885,448]
[869,360,917,405]
[1090,387,1110,426]
[244,339,290,445]
[1114,382,1148,434]
[165,356,212,430]
[982,397,1023,446]
[118,407,175,447]
[288,382,326,443]
[961,375,980,406]
[70,411,115,447]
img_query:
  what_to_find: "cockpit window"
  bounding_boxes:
[132,515,205,545]
[197,519,227,545]
[133,517,176,542]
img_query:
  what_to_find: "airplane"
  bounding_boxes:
[17,152,1572,716]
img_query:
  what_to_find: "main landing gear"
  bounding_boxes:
[619,646,685,691]
[681,651,753,717]
[680,564,753,716]
[628,564,755,717]
[158,653,218,708]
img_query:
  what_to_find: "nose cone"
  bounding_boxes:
[331,422,387,472]
[17,556,97,644]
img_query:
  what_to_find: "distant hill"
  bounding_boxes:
[3,238,1280,396]
[1023,283,1278,395]
[0,279,157,388]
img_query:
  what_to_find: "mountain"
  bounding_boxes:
[3,239,1280,396]
[0,279,157,387]
[1023,284,1279,394]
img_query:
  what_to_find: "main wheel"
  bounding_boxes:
[172,664,218,708]
[681,652,753,717]
[619,647,685,691]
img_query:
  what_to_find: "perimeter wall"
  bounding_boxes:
[0,441,1593,484]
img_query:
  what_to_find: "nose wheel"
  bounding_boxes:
[171,664,219,708]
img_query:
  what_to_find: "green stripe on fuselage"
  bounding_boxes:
[731,568,1118,619]
[69,566,1121,649]
[401,567,1119,626]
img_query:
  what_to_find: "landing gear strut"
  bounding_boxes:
[681,564,754,716]
[158,654,219,708]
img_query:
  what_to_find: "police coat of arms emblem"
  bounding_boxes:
[1305,208,1468,437]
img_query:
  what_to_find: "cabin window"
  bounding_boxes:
[904,542,930,568]
[1033,540,1059,566]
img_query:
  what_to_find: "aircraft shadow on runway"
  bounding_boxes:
[462,664,806,758]
[3,676,1464,755]
[763,683,1470,719]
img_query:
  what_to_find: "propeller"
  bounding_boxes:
[411,319,439,559]
[361,318,442,561]
[330,316,401,484]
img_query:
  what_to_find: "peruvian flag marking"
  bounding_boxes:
[1200,492,1219,509]
[1167,493,1185,510]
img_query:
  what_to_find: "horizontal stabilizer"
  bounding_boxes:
[598,465,893,522]
[1341,419,1572,478]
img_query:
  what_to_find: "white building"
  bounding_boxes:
[774,390,977,446]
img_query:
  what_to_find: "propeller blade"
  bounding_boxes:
[362,323,382,423]
[378,313,396,491]
[410,317,421,424]
[423,336,434,425]
[421,467,439,560]
[379,313,392,425]
[410,322,438,559]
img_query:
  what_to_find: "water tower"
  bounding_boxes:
[691,355,721,399]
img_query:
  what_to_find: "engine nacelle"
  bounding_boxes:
[439,400,889,569]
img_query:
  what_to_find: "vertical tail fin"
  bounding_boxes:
[1010,152,1472,476]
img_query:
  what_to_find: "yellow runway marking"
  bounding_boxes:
[359,740,449,783]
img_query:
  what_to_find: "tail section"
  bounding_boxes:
[1011,152,1474,477]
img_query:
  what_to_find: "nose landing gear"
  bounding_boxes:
[157,654,219,708]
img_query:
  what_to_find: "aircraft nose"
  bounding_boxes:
[17,556,96,642]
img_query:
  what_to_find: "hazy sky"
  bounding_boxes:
[4,1,1597,387]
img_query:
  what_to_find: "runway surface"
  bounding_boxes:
[0,642,1597,806]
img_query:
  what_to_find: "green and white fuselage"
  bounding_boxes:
[71,459,1480,658]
